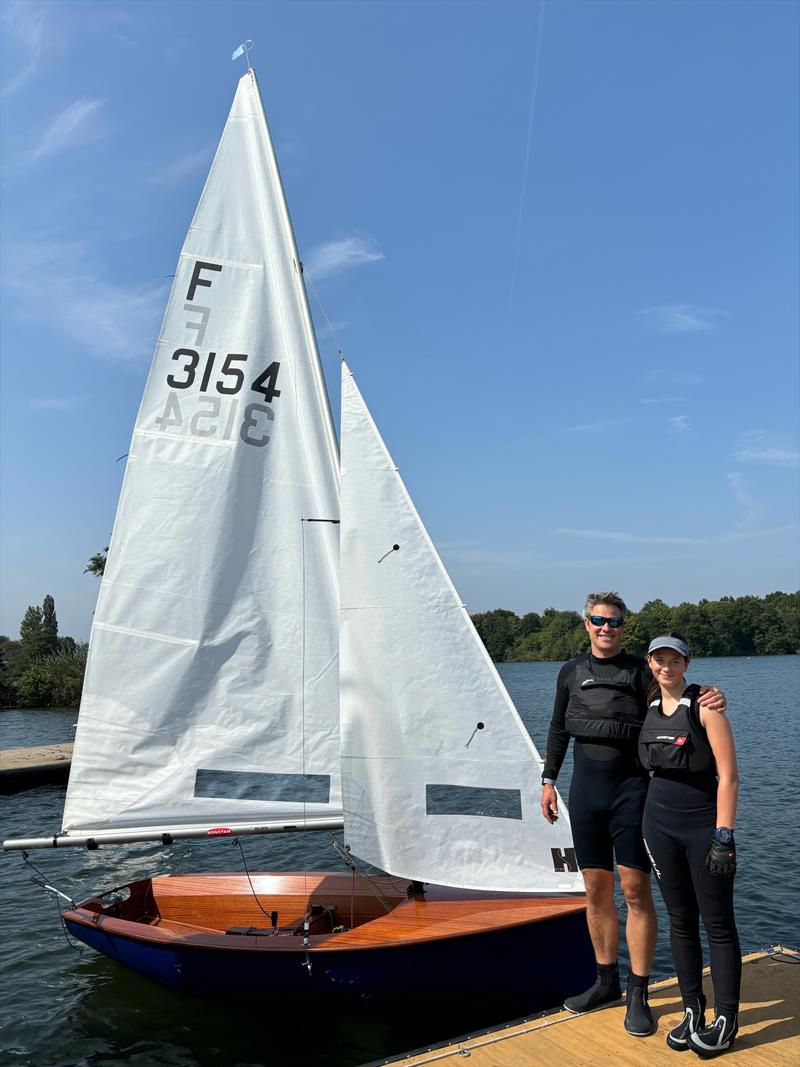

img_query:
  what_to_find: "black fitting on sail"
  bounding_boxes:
[161,833,174,846]
[86,839,99,851]
[378,544,400,564]
[464,722,485,748]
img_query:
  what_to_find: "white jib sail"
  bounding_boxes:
[62,71,341,837]
[339,364,582,893]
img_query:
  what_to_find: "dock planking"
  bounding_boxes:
[388,947,799,1066]
[0,743,73,792]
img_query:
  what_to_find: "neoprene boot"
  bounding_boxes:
[688,1011,738,1058]
[666,995,706,1051]
[624,974,656,1037]
[563,962,621,1014]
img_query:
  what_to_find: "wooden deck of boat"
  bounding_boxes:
[140,872,588,950]
[387,947,799,1066]
[69,872,588,954]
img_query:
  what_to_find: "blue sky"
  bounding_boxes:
[1,0,798,642]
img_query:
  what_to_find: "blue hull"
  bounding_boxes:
[65,908,594,1012]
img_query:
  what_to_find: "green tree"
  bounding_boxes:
[636,599,674,642]
[85,547,109,578]
[671,602,714,655]
[41,594,59,656]
[471,609,519,661]
[757,591,800,655]
[529,609,585,661]
[15,661,52,707]
[705,596,761,655]
[15,645,87,708]
[469,592,798,661]
[18,605,47,668]
[618,613,647,657]
[508,612,543,659]
[0,636,18,707]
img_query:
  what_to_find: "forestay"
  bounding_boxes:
[339,364,582,893]
[62,71,341,839]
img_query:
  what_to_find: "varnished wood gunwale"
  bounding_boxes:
[63,870,587,954]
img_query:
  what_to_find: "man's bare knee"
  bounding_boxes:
[618,867,653,913]
[582,868,615,908]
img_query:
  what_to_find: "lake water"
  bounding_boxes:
[1,657,798,1066]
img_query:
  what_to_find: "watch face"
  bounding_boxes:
[715,828,733,845]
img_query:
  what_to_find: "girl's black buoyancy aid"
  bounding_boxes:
[564,655,643,741]
[638,684,716,775]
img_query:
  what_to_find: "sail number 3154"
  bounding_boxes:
[156,350,281,448]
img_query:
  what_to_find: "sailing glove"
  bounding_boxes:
[705,834,736,878]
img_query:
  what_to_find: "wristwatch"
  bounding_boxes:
[713,827,735,845]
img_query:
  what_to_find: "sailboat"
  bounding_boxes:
[4,69,593,1009]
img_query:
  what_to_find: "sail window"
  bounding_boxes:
[425,784,522,820]
[194,769,331,804]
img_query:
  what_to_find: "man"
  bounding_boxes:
[540,592,724,1038]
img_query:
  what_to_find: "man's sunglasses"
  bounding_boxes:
[588,615,624,629]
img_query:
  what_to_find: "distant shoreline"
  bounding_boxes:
[498,652,799,664]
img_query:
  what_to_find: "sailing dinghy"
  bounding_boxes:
[4,70,593,1009]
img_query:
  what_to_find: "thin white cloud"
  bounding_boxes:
[638,304,722,333]
[26,98,108,163]
[149,145,213,186]
[645,370,705,387]
[1,0,49,98]
[669,415,689,432]
[726,472,763,531]
[29,396,86,411]
[734,432,799,468]
[555,526,789,546]
[305,237,384,281]
[565,418,626,433]
[3,238,166,362]
[641,396,686,405]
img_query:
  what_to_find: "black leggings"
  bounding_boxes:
[643,788,740,1015]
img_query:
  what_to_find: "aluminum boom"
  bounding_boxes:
[3,815,344,851]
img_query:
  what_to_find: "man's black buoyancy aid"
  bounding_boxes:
[638,684,716,776]
[564,654,643,741]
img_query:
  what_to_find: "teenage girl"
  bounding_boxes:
[640,634,740,1058]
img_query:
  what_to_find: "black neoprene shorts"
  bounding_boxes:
[567,743,650,872]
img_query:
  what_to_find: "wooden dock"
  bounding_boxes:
[0,743,72,793]
[386,947,799,1066]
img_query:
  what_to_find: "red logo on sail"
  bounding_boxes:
[207,827,233,836]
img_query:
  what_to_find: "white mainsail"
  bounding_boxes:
[339,363,581,893]
[62,71,341,838]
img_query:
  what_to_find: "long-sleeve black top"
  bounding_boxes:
[542,650,651,781]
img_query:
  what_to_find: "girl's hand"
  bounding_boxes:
[706,835,737,878]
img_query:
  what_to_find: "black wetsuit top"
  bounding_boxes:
[544,651,650,777]
[545,651,651,872]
